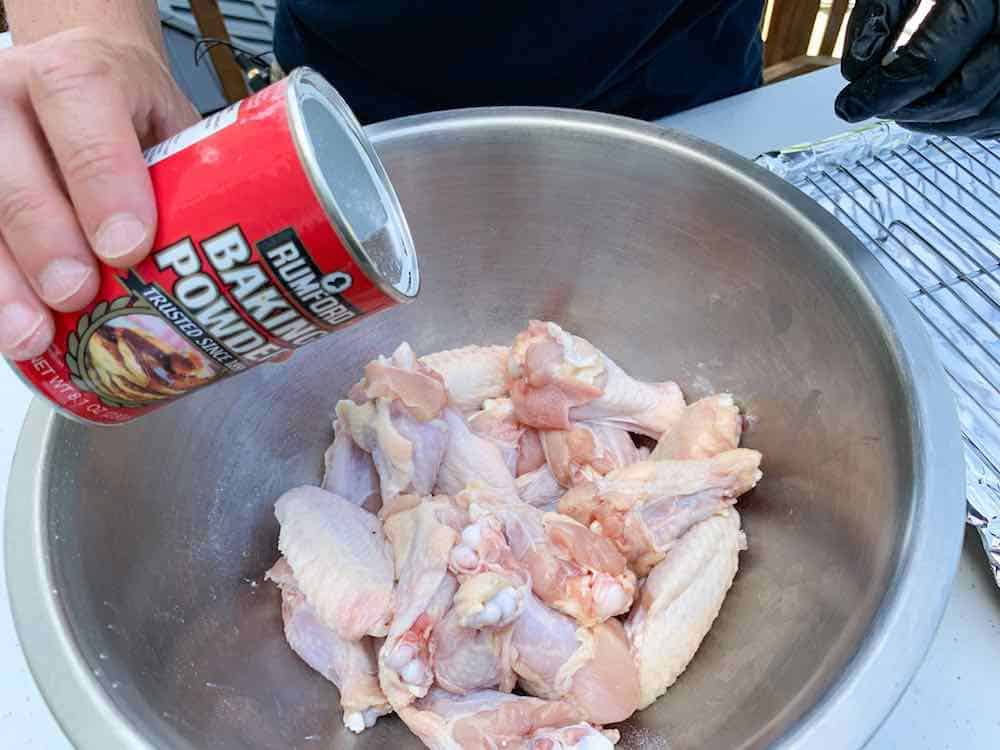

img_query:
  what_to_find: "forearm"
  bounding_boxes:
[7,0,166,58]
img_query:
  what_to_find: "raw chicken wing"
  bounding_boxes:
[459,487,636,625]
[560,449,761,575]
[508,321,685,437]
[275,486,394,640]
[430,606,516,694]
[337,396,449,502]
[650,393,742,461]
[380,498,466,708]
[528,725,619,750]
[322,417,381,512]
[516,463,565,510]
[625,510,745,708]
[452,572,527,629]
[266,558,390,733]
[364,342,448,419]
[399,688,617,750]
[337,343,450,503]
[504,506,636,625]
[449,513,531,629]
[421,345,511,413]
[541,423,640,487]
[510,594,640,725]
[468,398,523,475]
[517,428,547,476]
[437,409,518,498]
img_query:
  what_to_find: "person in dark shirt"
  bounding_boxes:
[1,0,998,361]
[273,1,766,124]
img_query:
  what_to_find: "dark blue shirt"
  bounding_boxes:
[274,1,765,124]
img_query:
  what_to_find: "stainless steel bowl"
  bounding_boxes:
[6,109,964,750]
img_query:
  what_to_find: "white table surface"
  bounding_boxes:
[3,64,999,749]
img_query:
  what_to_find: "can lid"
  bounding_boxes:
[286,68,419,301]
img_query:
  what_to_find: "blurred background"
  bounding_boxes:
[0,1,937,114]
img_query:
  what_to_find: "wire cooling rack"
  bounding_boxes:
[756,124,1000,587]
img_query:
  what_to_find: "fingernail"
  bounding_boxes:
[38,258,94,305]
[94,213,149,261]
[0,302,51,359]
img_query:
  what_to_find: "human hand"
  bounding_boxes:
[836,0,1000,136]
[0,28,199,360]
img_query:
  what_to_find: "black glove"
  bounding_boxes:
[836,0,1000,137]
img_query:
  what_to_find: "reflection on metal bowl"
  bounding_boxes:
[5,109,964,750]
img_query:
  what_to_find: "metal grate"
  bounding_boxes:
[757,126,1000,586]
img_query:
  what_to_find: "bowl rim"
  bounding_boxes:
[5,106,966,750]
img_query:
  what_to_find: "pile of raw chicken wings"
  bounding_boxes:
[267,320,763,749]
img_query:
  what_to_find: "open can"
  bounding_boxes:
[7,68,419,426]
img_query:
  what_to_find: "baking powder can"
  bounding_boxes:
[7,68,419,426]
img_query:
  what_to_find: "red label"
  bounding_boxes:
[12,75,400,425]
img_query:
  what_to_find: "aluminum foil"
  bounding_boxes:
[968,471,1000,587]
[756,123,1000,589]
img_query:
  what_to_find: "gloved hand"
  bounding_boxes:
[835,0,1000,137]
